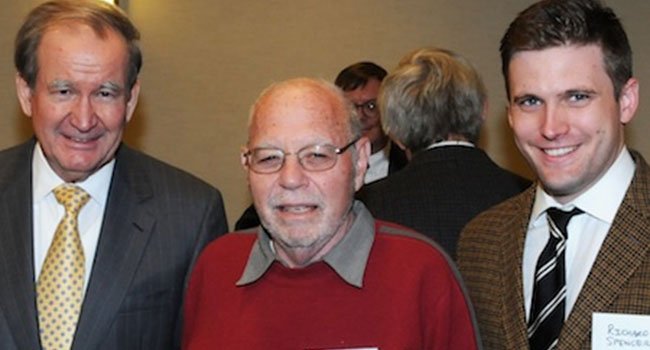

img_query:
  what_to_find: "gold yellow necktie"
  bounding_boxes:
[37,184,90,350]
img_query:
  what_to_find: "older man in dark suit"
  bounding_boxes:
[357,47,530,259]
[457,0,649,349]
[0,1,227,349]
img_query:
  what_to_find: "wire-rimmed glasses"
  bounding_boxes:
[243,138,359,174]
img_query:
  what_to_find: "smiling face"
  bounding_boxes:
[243,80,369,267]
[507,44,638,203]
[16,22,140,182]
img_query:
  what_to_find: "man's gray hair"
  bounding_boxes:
[380,47,486,153]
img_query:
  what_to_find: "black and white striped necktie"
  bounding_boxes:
[528,207,583,350]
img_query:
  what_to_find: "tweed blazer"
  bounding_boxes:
[0,139,228,350]
[457,151,650,350]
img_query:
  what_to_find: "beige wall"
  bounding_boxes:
[1,0,648,228]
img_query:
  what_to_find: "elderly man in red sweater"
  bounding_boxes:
[183,78,480,350]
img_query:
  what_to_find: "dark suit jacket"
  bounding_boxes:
[357,146,530,258]
[233,141,408,231]
[385,140,408,176]
[457,151,650,350]
[0,140,228,350]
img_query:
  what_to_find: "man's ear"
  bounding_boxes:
[506,104,514,129]
[481,100,489,121]
[125,80,141,123]
[618,77,639,125]
[15,74,34,117]
[353,136,370,191]
[240,146,250,170]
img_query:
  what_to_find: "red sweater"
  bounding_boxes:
[184,221,478,349]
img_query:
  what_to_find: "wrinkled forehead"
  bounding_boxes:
[249,84,350,147]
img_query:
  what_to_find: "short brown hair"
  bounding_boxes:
[334,62,387,92]
[500,0,632,98]
[15,0,142,90]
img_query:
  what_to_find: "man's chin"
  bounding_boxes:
[540,176,587,201]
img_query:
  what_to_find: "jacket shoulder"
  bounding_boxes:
[115,144,222,197]
[0,140,34,188]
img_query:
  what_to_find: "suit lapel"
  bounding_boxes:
[73,146,155,350]
[0,176,41,349]
[0,141,41,349]
[499,189,535,349]
[559,154,650,349]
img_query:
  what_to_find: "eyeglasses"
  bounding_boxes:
[244,139,359,174]
[354,99,379,117]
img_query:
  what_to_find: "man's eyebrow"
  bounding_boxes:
[512,93,541,103]
[48,79,73,89]
[563,88,597,96]
[99,81,124,92]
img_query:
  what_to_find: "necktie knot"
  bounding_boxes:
[54,184,90,214]
[547,207,584,240]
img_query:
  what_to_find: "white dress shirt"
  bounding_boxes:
[523,147,635,321]
[32,143,114,290]
[365,142,391,184]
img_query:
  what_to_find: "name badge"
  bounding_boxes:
[592,312,650,349]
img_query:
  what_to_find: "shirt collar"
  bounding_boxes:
[426,140,475,150]
[369,141,391,162]
[32,142,115,204]
[236,200,375,288]
[530,147,635,226]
